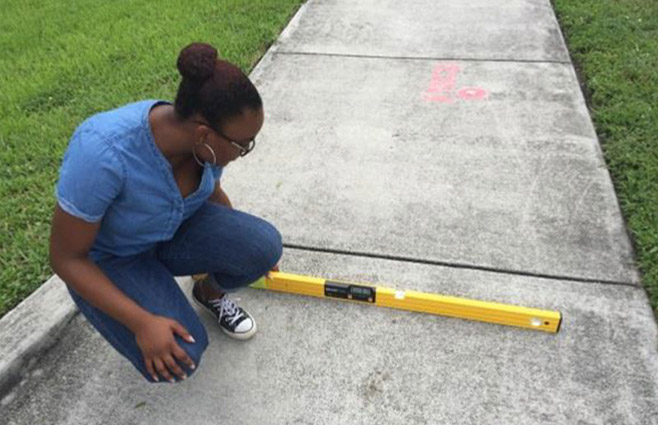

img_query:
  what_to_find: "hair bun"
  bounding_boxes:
[177,43,219,83]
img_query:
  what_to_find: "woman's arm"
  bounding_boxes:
[50,204,152,332]
[49,205,195,381]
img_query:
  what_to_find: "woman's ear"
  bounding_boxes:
[193,122,211,142]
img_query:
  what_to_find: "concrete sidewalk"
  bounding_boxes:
[3,0,658,424]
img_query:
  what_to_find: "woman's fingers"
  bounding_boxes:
[172,345,196,371]
[144,357,159,382]
[148,352,192,383]
[170,321,196,344]
[164,354,187,380]
[153,358,174,383]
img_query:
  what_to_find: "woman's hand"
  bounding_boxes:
[133,314,197,382]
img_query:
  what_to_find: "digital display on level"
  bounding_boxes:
[351,287,371,295]
[324,281,376,303]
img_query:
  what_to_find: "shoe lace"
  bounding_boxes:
[209,296,244,325]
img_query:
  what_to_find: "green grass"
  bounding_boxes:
[0,0,304,317]
[552,0,658,314]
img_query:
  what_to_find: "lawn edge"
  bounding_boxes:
[548,0,656,320]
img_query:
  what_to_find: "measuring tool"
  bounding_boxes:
[194,272,562,333]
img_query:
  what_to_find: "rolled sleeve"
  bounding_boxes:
[55,128,125,223]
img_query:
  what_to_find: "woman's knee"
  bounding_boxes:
[263,220,283,266]
[254,218,283,272]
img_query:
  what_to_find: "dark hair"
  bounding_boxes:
[174,43,262,127]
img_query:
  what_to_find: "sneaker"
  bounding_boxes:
[192,280,257,340]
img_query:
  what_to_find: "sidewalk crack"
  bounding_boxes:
[273,50,572,65]
[283,243,638,288]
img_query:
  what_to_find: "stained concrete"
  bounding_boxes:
[225,53,638,284]
[4,250,658,425]
[275,0,570,62]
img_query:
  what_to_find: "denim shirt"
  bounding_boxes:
[55,100,223,261]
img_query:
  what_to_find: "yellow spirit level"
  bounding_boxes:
[193,272,562,333]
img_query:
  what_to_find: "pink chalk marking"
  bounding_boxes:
[423,63,488,103]
[457,87,489,100]
[426,63,461,94]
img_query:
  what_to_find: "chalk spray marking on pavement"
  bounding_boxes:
[423,63,489,103]
[457,87,488,100]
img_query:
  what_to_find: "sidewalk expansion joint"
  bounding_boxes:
[273,50,572,65]
[283,243,638,289]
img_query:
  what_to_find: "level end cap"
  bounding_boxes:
[555,312,563,333]
[249,277,268,289]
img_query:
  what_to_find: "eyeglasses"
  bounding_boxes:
[193,120,256,157]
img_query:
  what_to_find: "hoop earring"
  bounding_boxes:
[192,142,217,167]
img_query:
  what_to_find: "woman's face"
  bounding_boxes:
[197,107,264,167]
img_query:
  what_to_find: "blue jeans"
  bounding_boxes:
[66,202,282,383]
